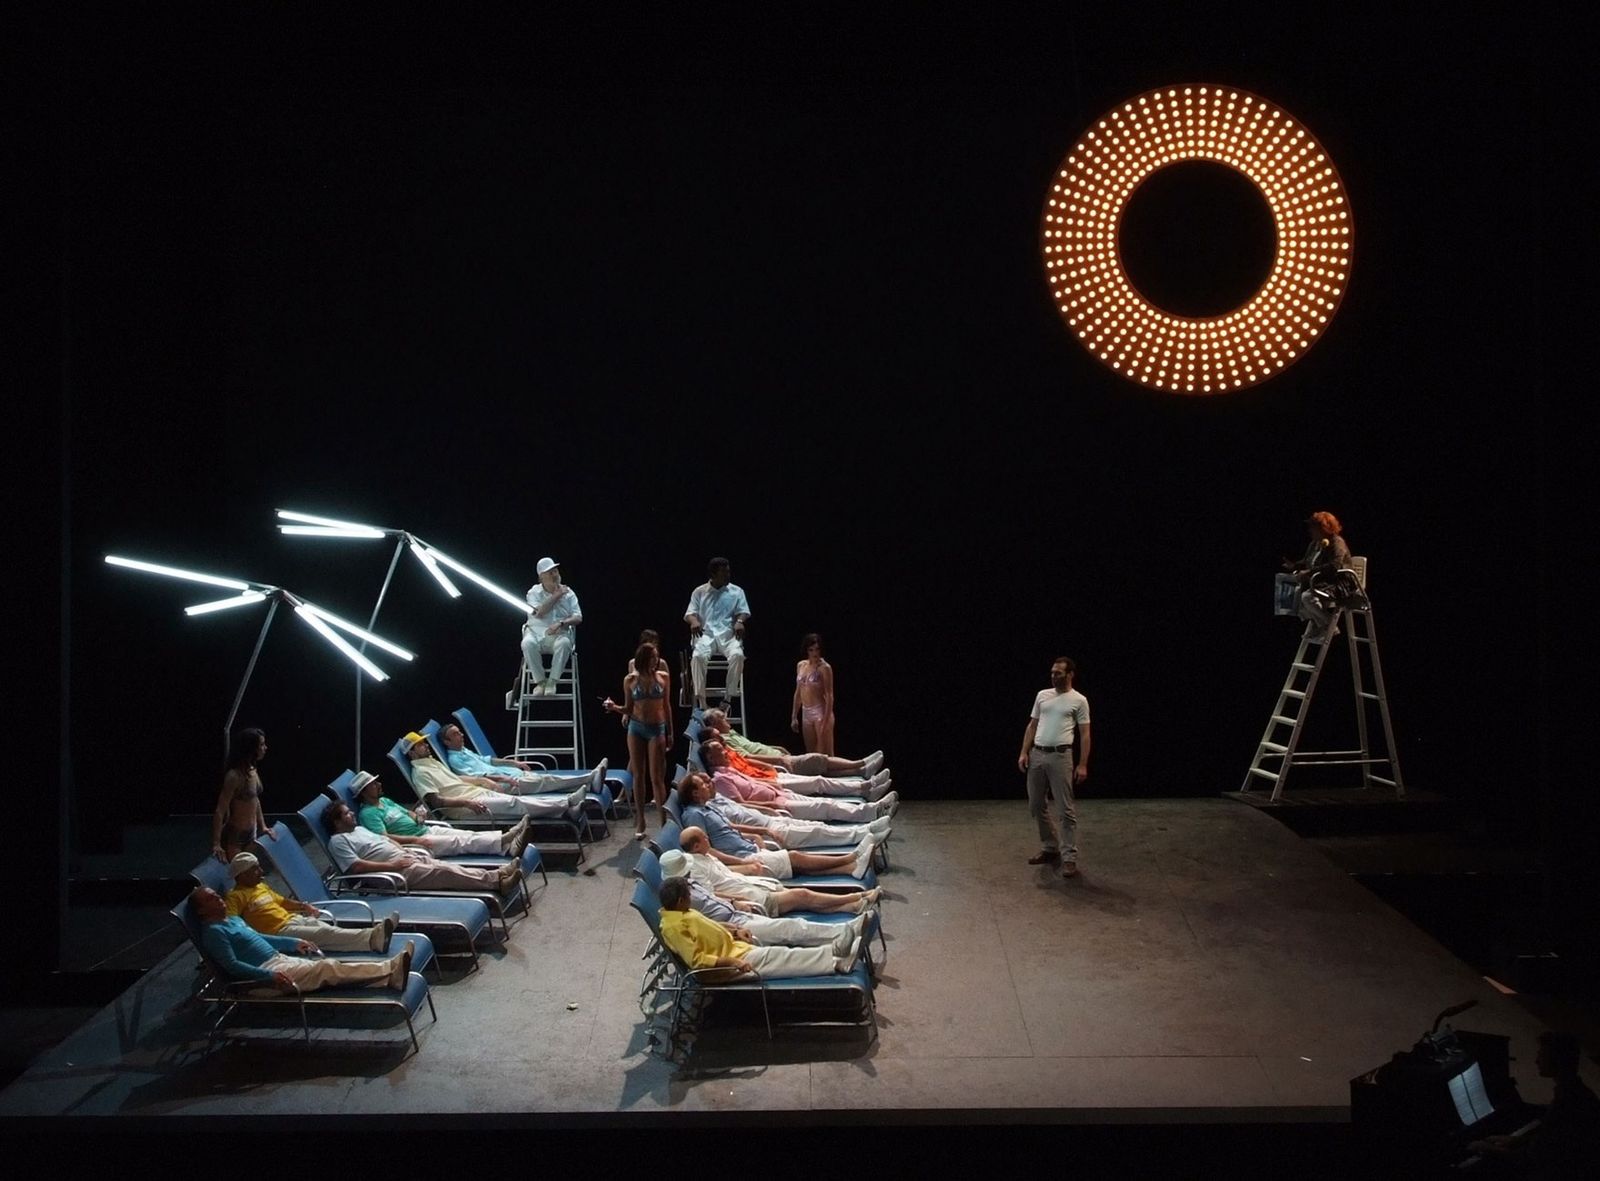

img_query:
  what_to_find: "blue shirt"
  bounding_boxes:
[688,878,739,924]
[445,747,499,777]
[683,803,757,856]
[201,915,302,983]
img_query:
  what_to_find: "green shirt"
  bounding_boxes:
[723,730,785,758]
[360,796,428,838]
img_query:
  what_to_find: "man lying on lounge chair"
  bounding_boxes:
[322,801,524,896]
[434,721,594,793]
[664,836,880,916]
[657,848,876,950]
[700,708,885,779]
[657,877,861,982]
[402,732,591,823]
[677,771,889,851]
[352,770,532,857]
[224,852,398,954]
[192,886,414,994]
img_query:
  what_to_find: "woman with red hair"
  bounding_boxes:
[1285,512,1353,640]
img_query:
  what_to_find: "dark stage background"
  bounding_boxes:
[35,5,1579,948]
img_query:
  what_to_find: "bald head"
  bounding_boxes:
[680,826,709,854]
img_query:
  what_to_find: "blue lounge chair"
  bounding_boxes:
[454,705,626,820]
[253,822,492,968]
[171,891,437,1054]
[327,769,547,887]
[631,848,887,971]
[187,852,439,979]
[388,725,593,857]
[629,879,876,1060]
[297,796,525,940]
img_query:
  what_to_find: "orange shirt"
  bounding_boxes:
[726,749,778,780]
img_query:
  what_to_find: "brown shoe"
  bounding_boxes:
[1027,849,1061,865]
[502,815,531,854]
[497,862,522,892]
[509,817,533,859]
[390,941,415,989]
[1060,863,1080,878]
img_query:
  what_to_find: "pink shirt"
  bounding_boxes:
[712,768,785,805]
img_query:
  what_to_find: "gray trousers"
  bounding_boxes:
[1026,746,1078,862]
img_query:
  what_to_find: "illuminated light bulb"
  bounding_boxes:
[1040,84,1351,394]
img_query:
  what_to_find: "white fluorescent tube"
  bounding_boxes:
[277,525,388,539]
[294,605,389,681]
[416,544,528,613]
[105,555,255,592]
[407,539,462,598]
[275,509,390,533]
[297,601,416,661]
[184,591,269,616]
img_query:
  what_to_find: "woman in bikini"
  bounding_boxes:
[210,727,278,862]
[791,633,835,755]
[613,640,673,837]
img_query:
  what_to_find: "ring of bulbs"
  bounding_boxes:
[1041,85,1352,394]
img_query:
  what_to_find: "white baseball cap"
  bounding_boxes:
[535,557,559,576]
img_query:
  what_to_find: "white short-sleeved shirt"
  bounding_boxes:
[689,851,782,900]
[1030,688,1091,747]
[524,584,581,636]
[328,826,404,871]
[685,582,750,640]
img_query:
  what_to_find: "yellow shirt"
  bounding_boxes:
[224,881,297,935]
[411,756,497,815]
[660,906,751,971]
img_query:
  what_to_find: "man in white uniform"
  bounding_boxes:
[685,556,750,708]
[521,556,582,697]
[1017,656,1093,877]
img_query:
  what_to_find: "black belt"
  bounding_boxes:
[1032,743,1073,753]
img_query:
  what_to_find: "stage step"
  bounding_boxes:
[1222,786,1454,836]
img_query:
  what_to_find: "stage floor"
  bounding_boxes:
[0,798,1574,1124]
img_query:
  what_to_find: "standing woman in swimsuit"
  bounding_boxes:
[210,727,277,862]
[619,641,673,837]
[791,633,835,755]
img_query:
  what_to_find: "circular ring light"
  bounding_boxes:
[1041,85,1353,394]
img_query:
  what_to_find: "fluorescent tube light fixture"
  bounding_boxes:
[184,591,269,616]
[105,555,257,592]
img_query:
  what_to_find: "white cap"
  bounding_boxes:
[535,557,559,576]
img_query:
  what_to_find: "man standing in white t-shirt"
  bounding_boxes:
[1017,656,1092,877]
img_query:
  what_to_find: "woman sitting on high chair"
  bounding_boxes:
[791,633,836,755]
[1285,511,1353,642]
